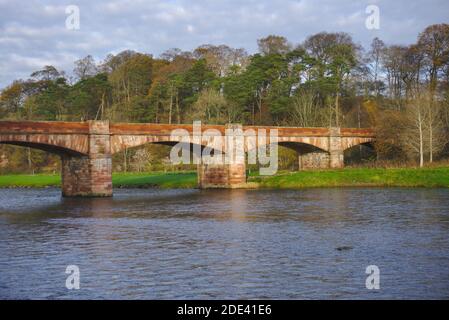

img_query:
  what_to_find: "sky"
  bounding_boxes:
[0,0,448,89]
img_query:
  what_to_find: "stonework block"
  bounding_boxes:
[299,152,330,169]
[198,163,246,188]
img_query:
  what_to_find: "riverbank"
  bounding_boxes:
[251,167,449,188]
[1,167,449,189]
[0,172,197,189]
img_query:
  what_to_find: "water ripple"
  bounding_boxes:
[0,187,449,299]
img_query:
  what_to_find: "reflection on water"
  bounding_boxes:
[0,187,449,299]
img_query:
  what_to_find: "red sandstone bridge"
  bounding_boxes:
[0,121,375,197]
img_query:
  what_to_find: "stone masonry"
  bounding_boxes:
[299,152,330,169]
[61,121,112,197]
[198,163,247,189]
[329,127,344,168]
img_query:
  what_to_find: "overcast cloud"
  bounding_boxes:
[0,0,448,89]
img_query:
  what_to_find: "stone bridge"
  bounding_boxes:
[0,120,375,196]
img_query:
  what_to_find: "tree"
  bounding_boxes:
[131,148,151,172]
[108,53,153,121]
[367,37,386,96]
[188,88,228,123]
[100,50,139,73]
[33,77,70,120]
[148,55,194,124]
[418,24,449,95]
[193,44,249,77]
[257,35,292,56]
[178,58,217,117]
[328,43,359,126]
[303,32,360,126]
[373,108,405,161]
[0,81,24,117]
[73,55,98,80]
[160,48,193,62]
[30,65,62,81]
[381,45,408,108]
[67,73,111,120]
[289,89,324,127]
[400,92,446,166]
[402,95,428,167]
[417,24,449,162]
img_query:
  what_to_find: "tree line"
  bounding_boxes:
[1,24,448,173]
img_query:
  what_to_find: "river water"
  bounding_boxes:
[0,187,448,299]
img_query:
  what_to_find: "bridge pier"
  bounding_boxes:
[297,128,344,170]
[329,128,344,168]
[198,163,247,188]
[61,121,112,197]
[298,152,330,169]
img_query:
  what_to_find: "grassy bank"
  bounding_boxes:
[0,167,448,189]
[251,167,449,188]
[0,172,197,189]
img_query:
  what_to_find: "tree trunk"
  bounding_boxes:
[176,90,180,124]
[168,84,173,124]
[358,101,362,157]
[252,103,255,125]
[418,111,424,168]
[123,148,128,173]
[27,148,32,174]
[335,89,340,127]
[429,117,433,163]
[429,79,436,163]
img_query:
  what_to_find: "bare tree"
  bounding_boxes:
[426,94,448,161]
[289,89,324,127]
[367,37,385,96]
[131,149,151,172]
[400,92,446,166]
[257,35,292,56]
[402,95,428,167]
[417,24,449,161]
[73,55,98,80]
[193,44,249,77]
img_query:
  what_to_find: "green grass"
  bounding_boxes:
[249,167,449,188]
[112,172,197,188]
[0,173,61,188]
[1,167,449,189]
[0,172,197,189]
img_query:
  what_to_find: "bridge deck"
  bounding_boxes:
[0,121,374,137]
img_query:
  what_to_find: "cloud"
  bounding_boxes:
[1,0,448,89]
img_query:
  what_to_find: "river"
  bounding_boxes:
[0,187,448,299]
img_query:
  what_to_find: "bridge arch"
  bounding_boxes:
[341,137,375,152]
[110,134,224,157]
[0,134,89,156]
[343,140,377,166]
[244,136,329,154]
[244,139,331,172]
